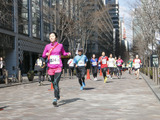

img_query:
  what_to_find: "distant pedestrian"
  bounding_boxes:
[67,56,74,79]
[34,54,46,86]
[90,54,98,81]
[74,48,88,90]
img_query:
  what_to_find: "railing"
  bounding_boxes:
[140,67,160,86]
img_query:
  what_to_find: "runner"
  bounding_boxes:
[34,54,46,86]
[90,54,98,81]
[128,58,133,74]
[116,56,123,78]
[98,52,109,83]
[113,57,118,75]
[133,55,141,79]
[108,54,116,79]
[74,48,88,90]
[67,56,74,79]
[42,32,71,106]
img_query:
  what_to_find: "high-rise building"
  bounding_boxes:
[104,0,120,56]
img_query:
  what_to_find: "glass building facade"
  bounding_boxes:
[0,0,69,75]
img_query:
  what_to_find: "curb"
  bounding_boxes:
[140,73,160,102]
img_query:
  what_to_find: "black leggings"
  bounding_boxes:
[92,66,97,78]
[102,67,108,79]
[50,72,61,99]
[78,77,85,86]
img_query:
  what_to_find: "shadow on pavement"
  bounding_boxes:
[106,81,114,83]
[58,98,85,107]
[83,87,95,90]
[0,106,9,111]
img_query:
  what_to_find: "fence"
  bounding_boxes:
[140,67,160,86]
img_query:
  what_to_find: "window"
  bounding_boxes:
[32,0,40,38]
[18,0,28,34]
[0,0,14,30]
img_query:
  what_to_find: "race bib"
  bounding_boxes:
[37,59,42,66]
[102,59,106,64]
[78,60,85,66]
[135,63,140,68]
[128,64,131,67]
[50,55,60,64]
[92,62,97,66]
[117,62,121,66]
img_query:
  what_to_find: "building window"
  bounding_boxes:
[32,0,40,38]
[18,0,29,35]
[43,0,50,41]
[0,0,14,30]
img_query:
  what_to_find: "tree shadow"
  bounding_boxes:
[58,98,85,107]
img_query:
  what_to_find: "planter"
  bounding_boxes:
[27,71,34,81]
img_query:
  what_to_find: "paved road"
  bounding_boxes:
[0,71,160,120]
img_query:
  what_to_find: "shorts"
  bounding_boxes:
[76,66,86,79]
[135,68,140,71]
[47,67,62,75]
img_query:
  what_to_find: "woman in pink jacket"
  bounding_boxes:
[42,32,71,106]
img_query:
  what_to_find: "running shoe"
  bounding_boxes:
[52,98,57,106]
[80,86,83,90]
[104,76,107,83]
[82,82,85,87]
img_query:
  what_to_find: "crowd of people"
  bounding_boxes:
[33,32,142,107]
[0,32,142,107]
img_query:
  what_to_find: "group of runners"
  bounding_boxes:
[41,32,142,106]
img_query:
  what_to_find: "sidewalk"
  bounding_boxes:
[0,71,160,120]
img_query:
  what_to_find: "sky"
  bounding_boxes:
[119,0,136,45]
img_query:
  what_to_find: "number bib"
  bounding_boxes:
[92,62,97,66]
[37,59,42,66]
[117,62,121,66]
[102,59,106,64]
[78,60,85,66]
[135,63,140,68]
[50,55,60,64]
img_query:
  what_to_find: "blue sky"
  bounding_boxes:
[119,0,136,44]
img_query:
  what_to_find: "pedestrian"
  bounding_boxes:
[67,56,74,79]
[42,32,71,106]
[90,54,98,81]
[128,58,133,74]
[0,57,5,79]
[133,55,141,79]
[74,48,88,90]
[116,56,124,78]
[98,52,108,83]
[108,54,116,79]
[34,54,46,86]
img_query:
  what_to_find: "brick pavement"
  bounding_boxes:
[0,72,160,120]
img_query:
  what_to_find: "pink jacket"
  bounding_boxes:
[42,42,69,69]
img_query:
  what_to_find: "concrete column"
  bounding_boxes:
[28,0,32,37]
[40,0,44,41]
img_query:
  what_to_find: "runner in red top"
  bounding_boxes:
[98,52,108,83]
[133,55,141,79]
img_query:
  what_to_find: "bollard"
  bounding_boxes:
[148,67,150,78]
[67,69,69,76]
[63,69,65,77]
[18,70,22,83]
[5,70,8,84]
